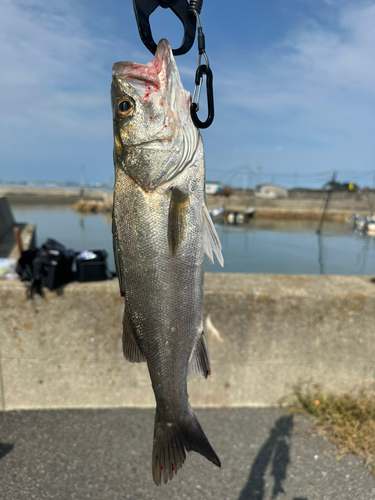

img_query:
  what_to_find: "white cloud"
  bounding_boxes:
[221,2,375,111]
[0,0,93,87]
[204,1,375,178]
[0,0,144,129]
[286,3,375,91]
[0,0,374,184]
[0,0,143,181]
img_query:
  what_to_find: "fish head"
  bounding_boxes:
[111,39,199,192]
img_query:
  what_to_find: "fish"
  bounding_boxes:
[111,38,223,485]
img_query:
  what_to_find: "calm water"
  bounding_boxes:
[12,203,375,275]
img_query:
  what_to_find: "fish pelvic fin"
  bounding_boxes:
[152,406,221,486]
[187,329,211,380]
[168,187,190,257]
[122,306,146,363]
[202,204,224,267]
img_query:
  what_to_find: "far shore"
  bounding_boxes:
[2,185,374,221]
[1,186,105,204]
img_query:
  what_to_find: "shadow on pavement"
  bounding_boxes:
[0,443,14,461]
[237,415,307,500]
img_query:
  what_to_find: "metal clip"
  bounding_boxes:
[190,64,214,129]
[188,4,214,128]
[132,0,196,55]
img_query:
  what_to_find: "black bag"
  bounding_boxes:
[16,248,43,297]
[75,249,109,282]
[16,238,75,297]
[41,239,75,290]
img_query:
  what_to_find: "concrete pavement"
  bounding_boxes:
[0,407,374,500]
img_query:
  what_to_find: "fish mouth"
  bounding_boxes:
[133,138,171,150]
[112,39,173,97]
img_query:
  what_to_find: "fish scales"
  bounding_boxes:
[111,39,223,485]
[114,165,204,397]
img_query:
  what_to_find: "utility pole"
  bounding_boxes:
[80,165,85,199]
[294,172,298,187]
[317,171,336,234]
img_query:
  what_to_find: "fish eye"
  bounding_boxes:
[116,98,133,118]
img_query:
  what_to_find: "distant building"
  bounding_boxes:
[206,182,222,195]
[322,181,359,191]
[255,183,288,199]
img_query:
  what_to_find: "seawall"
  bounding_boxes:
[0,274,374,410]
[0,186,105,204]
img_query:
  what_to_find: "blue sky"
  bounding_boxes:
[0,0,374,188]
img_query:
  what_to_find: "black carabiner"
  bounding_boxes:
[132,0,196,56]
[190,64,214,129]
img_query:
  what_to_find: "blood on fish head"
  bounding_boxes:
[113,39,181,100]
[111,39,199,193]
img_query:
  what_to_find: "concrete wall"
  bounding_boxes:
[206,191,371,213]
[0,197,36,258]
[0,197,15,239]
[0,274,374,410]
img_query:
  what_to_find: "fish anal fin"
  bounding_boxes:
[187,330,211,381]
[168,187,190,257]
[202,204,224,267]
[122,307,146,363]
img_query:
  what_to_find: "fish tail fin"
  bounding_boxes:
[179,407,221,467]
[152,409,186,485]
[152,406,221,485]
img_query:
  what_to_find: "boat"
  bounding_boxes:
[224,207,255,225]
[347,213,375,234]
[209,206,225,222]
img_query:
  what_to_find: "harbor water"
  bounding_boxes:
[11,203,375,276]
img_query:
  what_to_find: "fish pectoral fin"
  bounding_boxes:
[187,330,211,380]
[168,187,190,257]
[122,307,146,363]
[112,218,125,296]
[202,204,224,267]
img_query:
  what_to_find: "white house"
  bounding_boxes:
[255,183,288,199]
[205,182,222,195]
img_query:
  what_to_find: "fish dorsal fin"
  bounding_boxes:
[202,204,224,267]
[187,330,211,380]
[122,305,146,363]
[168,187,190,257]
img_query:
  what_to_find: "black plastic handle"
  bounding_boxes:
[132,0,196,55]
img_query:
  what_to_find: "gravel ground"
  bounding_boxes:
[0,407,374,500]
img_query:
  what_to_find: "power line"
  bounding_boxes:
[213,167,375,181]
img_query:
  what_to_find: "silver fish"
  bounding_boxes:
[111,39,223,485]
